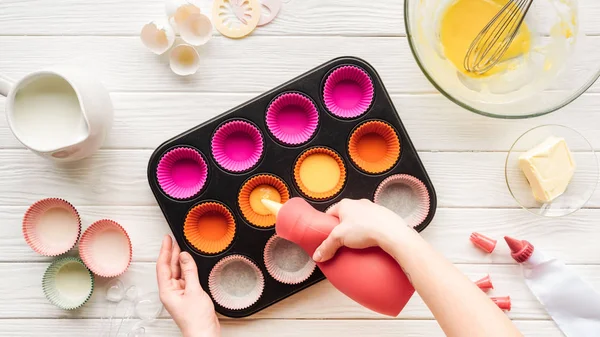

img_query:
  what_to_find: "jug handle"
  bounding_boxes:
[0,74,14,97]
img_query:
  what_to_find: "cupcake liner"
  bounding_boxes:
[184,202,236,255]
[294,147,347,200]
[42,257,94,310]
[348,121,401,174]
[263,235,316,285]
[156,147,208,199]
[238,174,290,228]
[323,65,374,119]
[208,255,264,310]
[79,219,132,277]
[374,174,430,228]
[266,92,319,145]
[211,120,264,172]
[23,198,81,256]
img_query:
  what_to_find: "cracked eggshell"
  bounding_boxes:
[165,0,190,17]
[169,44,200,76]
[180,13,213,46]
[141,19,176,55]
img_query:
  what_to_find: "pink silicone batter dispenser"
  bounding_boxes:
[264,197,414,316]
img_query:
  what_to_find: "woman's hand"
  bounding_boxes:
[157,235,220,337]
[313,199,410,262]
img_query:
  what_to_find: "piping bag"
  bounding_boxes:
[505,236,600,336]
[262,197,414,316]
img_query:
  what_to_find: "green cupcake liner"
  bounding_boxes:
[42,257,95,310]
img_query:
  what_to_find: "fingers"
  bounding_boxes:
[170,238,181,280]
[157,235,173,289]
[179,252,202,293]
[326,199,371,218]
[325,202,340,217]
[313,224,347,263]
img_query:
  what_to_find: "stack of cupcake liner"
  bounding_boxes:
[22,198,132,310]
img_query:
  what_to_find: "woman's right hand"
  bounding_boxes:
[312,199,410,262]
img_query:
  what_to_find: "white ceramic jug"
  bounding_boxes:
[0,67,113,162]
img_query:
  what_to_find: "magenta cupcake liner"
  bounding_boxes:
[266,92,319,145]
[22,198,81,256]
[211,120,264,172]
[264,235,316,285]
[157,147,208,199]
[374,174,431,228]
[323,65,374,119]
[208,255,265,310]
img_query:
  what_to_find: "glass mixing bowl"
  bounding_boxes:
[405,0,600,119]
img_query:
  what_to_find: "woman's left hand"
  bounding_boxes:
[156,235,220,337]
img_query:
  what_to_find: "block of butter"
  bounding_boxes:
[518,136,576,203]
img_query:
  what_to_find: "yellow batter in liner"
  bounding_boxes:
[440,0,532,77]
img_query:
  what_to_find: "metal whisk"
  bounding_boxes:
[464,0,534,75]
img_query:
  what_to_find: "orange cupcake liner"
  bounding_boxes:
[79,219,132,278]
[22,198,81,257]
[293,147,347,200]
[348,120,400,174]
[238,174,290,228]
[184,202,236,255]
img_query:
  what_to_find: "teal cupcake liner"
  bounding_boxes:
[43,257,95,310]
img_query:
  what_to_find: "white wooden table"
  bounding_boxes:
[1,0,599,335]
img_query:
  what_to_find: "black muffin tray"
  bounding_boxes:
[148,56,437,318]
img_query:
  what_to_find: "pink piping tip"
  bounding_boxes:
[470,232,497,254]
[474,274,494,292]
[491,296,511,311]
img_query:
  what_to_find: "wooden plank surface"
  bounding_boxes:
[1,0,599,36]
[0,150,598,208]
[1,262,598,320]
[3,206,600,264]
[0,36,598,94]
[1,0,600,335]
[1,93,599,151]
[0,319,568,337]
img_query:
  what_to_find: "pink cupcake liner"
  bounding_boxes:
[374,174,430,228]
[266,92,319,145]
[264,235,316,285]
[79,219,132,278]
[323,65,374,119]
[211,120,264,172]
[156,147,208,199]
[208,254,264,310]
[22,198,81,256]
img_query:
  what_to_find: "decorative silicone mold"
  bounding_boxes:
[157,147,209,199]
[42,257,94,310]
[323,65,374,119]
[212,0,261,39]
[79,219,132,277]
[238,174,290,228]
[374,174,431,228]
[266,92,319,145]
[348,120,401,174]
[208,255,265,310]
[211,120,264,173]
[184,202,236,255]
[22,198,81,256]
[294,147,347,200]
[264,235,316,285]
